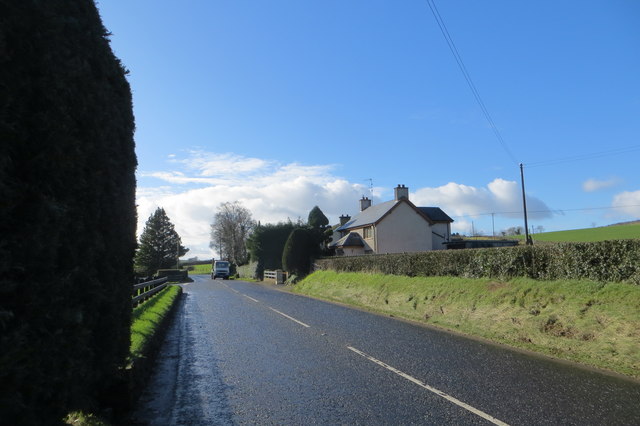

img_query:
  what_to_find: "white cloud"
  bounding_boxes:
[582,177,621,192]
[137,152,368,258]
[612,190,640,217]
[412,178,553,221]
[137,153,554,258]
[179,151,271,177]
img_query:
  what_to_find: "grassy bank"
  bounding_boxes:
[294,271,640,379]
[65,285,183,425]
[130,285,182,362]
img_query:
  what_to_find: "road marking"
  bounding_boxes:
[347,346,509,426]
[269,307,311,328]
[243,295,259,303]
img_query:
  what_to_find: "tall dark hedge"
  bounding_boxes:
[282,228,317,277]
[316,240,640,284]
[247,222,297,278]
[0,1,137,423]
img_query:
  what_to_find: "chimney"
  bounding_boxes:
[394,184,409,201]
[339,215,351,226]
[359,196,372,211]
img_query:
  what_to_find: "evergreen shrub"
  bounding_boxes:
[282,228,316,277]
[316,240,640,283]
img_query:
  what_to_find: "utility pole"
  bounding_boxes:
[520,163,533,245]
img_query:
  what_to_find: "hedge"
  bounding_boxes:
[155,269,190,282]
[316,240,640,284]
[0,1,137,423]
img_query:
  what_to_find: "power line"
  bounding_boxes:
[426,0,519,165]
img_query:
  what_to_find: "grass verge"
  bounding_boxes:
[293,271,640,379]
[64,286,183,425]
[130,285,182,361]
[65,411,110,426]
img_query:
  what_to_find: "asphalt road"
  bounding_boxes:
[131,275,640,425]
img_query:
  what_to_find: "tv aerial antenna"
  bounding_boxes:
[364,178,374,199]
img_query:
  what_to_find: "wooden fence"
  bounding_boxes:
[264,269,287,284]
[132,277,168,307]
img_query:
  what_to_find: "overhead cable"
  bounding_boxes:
[426,0,519,165]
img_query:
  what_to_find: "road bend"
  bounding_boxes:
[130,275,640,425]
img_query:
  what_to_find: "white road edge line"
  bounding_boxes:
[269,307,311,328]
[243,295,259,303]
[347,346,509,426]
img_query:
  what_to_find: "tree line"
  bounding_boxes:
[209,202,333,279]
[134,202,333,281]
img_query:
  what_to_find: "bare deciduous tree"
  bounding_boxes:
[210,201,255,265]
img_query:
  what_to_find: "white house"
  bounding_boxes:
[330,185,453,256]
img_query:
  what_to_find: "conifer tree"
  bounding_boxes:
[308,205,329,228]
[135,208,188,276]
[307,205,333,253]
[282,228,316,277]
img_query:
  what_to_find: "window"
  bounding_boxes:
[362,226,374,239]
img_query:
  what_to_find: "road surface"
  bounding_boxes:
[131,275,640,425]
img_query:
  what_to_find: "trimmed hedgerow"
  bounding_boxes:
[316,240,640,284]
[0,1,136,424]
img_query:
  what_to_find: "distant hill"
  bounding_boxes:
[607,220,640,227]
[522,222,640,243]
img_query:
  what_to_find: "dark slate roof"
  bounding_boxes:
[336,199,454,233]
[330,232,365,247]
[335,200,397,232]
[417,207,454,223]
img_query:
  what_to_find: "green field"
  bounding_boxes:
[521,223,640,243]
[294,271,640,379]
[187,263,212,275]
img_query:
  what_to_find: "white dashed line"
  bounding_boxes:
[221,281,309,327]
[269,307,311,328]
[347,346,509,426]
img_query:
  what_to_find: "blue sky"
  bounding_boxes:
[97,1,640,259]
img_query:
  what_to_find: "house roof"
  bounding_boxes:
[417,207,453,223]
[336,199,453,232]
[330,231,365,248]
[336,200,397,231]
